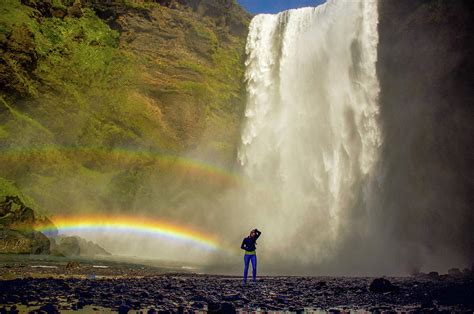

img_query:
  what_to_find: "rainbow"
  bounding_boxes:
[36,215,220,251]
[0,146,242,186]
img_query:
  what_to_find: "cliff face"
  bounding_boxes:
[0,0,249,217]
[374,0,474,270]
[110,0,249,154]
[0,195,51,254]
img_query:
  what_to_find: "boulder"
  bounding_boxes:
[369,278,398,293]
[448,268,462,276]
[66,261,80,269]
[67,0,83,18]
[39,303,59,314]
[220,302,236,314]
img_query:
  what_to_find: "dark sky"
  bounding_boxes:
[237,0,326,14]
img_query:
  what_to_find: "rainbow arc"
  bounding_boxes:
[36,215,219,251]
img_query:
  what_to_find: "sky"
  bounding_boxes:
[237,0,326,14]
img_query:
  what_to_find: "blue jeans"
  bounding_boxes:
[243,254,257,283]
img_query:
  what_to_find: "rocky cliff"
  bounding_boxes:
[0,0,250,219]
[373,0,474,270]
[50,235,111,256]
[0,195,51,254]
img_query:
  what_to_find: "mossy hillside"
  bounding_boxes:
[0,177,38,210]
[0,0,249,219]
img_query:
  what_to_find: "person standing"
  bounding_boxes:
[241,228,261,284]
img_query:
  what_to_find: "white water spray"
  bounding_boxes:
[238,0,381,263]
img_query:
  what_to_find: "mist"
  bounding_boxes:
[207,0,474,276]
[2,0,472,277]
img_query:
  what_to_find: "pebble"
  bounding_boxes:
[0,273,472,312]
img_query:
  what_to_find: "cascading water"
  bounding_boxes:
[238,0,381,263]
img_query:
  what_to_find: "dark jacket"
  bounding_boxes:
[241,230,261,252]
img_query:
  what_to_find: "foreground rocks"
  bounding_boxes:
[369,278,399,293]
[0,269,472,312]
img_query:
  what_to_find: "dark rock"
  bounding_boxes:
[369,278,398,293]
[421,300,435,309]
[118,304,130,314]
[220,302,236,314]
[207,301,221,312]
[222,293,240,301]
[191,295,208,302]
[20,0,53,16]
[67,0,83,18]
[8,305,18,314]
[76,298,86,309]
[316,281,327,287]
[191,302,205,309]
[66,261,80,269]
[39,303,59,314]
[448,268,462,276]
[51,8,66,18]
[126,298,141,308]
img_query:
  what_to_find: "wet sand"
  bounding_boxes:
[0,256,473,313]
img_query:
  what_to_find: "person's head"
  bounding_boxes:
[249,229,256,238]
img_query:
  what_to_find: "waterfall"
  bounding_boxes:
[238,0,381,263]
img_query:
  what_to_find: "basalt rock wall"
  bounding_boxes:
[374,0,474,270]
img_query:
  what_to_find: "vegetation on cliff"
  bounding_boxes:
[0,0,250,221]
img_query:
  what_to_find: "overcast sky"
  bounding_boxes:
[237,0,326,14]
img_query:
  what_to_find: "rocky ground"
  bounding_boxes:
[0,260,473,313]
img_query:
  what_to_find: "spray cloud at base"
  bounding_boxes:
[5,0,472,276]
[218,0,474,276]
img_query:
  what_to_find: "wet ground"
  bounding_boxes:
[0,257,473,313]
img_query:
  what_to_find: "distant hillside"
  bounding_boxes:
[0,0,250,218]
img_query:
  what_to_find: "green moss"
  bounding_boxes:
[0,96,54,144]
[0,0,35,34]
[0,177,40,210]
[192,22,219,50]
[0,0,248,215]
[51,0,67,9]
[33,9,122,89]
[0,126,8,140]
[123,0,157,10]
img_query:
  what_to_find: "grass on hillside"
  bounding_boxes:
[0,0,247,217]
